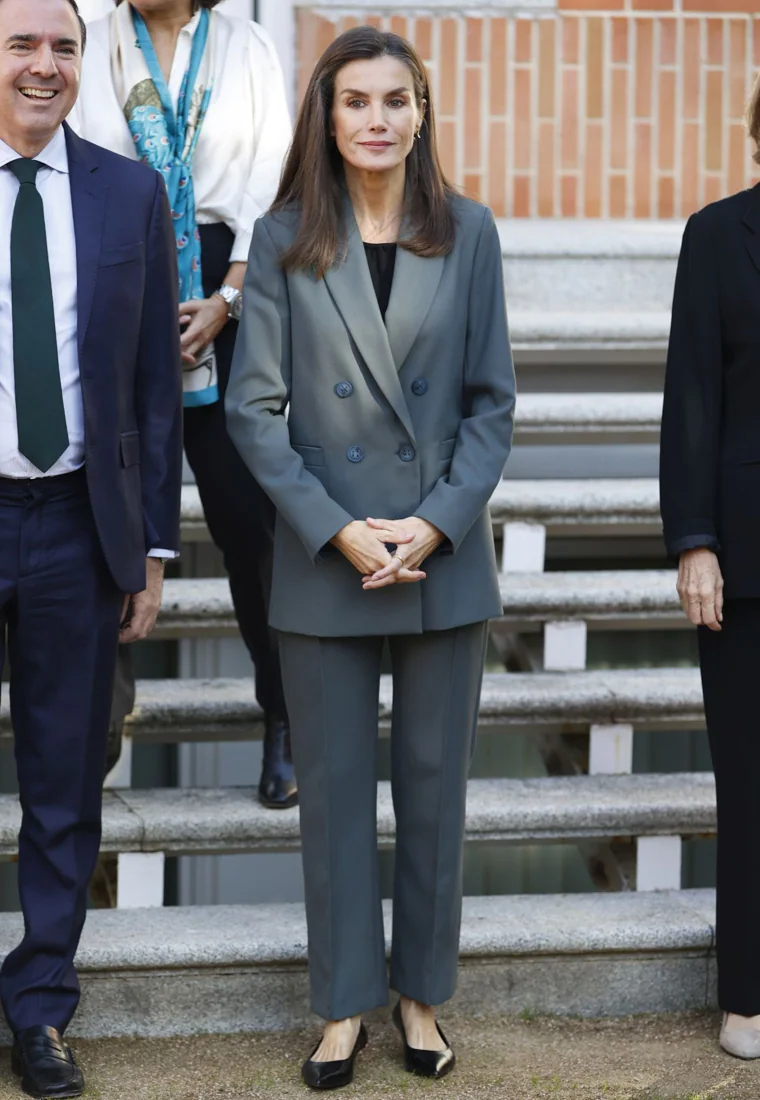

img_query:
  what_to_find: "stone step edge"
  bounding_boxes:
[180,479,663,539]
[0,890,713,1040]
[0,890,714,974]
[155,570,684,640]
[0,668,704,744]
[0,773,718,858]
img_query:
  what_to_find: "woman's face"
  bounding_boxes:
[331,55,424,176]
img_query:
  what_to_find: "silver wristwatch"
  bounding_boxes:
[214,284,243,322]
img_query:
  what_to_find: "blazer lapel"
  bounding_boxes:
[65,124,107,355]
[385,245,444,374]
[324,213,416,442]
[742,184,760,276]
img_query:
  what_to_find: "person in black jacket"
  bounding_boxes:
[660,81,760,1060]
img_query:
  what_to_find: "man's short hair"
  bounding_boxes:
[66,0,87,51]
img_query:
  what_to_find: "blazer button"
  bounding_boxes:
[411,378,428,396]
[334,381,354,398]
[399,444,416,462]
[347,446,365,463]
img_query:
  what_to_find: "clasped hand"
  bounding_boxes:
[331,517,444,590]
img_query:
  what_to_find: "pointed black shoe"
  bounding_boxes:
[302,1023,368,1090]
[393,1001,456,1079]
[259,716,298,809]
[11,1026,84,1099]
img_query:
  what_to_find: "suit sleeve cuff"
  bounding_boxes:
[668,534,720,557]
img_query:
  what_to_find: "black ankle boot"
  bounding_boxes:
[259,717,298,809]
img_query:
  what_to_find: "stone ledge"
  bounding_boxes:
[515,392,662,442]
[181,479,662,541]
[0,773,718,858]
[0,890,714,1038]
[497,219,684,259]
[509,311,670,349]
[154,569,681,639]
[0,668,704,745]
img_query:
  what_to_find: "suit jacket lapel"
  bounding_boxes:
[65,124,107,356]
[385,245,444,374]
[324,212,416,442]
[742,184,760,276]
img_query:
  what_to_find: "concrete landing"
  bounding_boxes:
[0,1011,756,1100]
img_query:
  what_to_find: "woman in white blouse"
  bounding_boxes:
[73,0,297,807]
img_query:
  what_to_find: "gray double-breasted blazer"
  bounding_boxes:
[226,192,516,637]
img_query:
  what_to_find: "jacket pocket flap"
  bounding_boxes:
[438,437,457,461]
[292,444,325,468]
[120,431,141,468]
[100,242,144,268]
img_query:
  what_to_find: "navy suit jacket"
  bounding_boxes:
[64,123,183,595]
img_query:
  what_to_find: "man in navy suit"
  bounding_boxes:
[0,0,182,1093]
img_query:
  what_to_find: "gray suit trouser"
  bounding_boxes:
[278,622,488,1021]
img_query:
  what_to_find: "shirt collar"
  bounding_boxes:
[0,126,68,174]
[181,9,202,37]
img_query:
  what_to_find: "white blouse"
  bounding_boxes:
[71,8,292,264]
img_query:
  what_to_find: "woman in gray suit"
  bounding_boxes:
[226,25,515,1091]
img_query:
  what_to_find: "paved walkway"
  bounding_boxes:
[0,1013,756,1100]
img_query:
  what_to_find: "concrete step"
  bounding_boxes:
[181,478,662,541]
[499,220,681,314]
[515,392,662,444]
[0,773,717,859]
[0,888,713,1040]
[114,667,705,741]
[500,220,679,363]
[0,668,701,745]
[154,570,682,639]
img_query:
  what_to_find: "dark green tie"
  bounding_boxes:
[8,158,69,472]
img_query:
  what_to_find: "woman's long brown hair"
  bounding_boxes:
[273,26,456,278]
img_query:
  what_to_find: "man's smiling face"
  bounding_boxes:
[0,0,81,155]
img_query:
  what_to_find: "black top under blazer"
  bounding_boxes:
[226,193,516,637]
[660,183,760,597]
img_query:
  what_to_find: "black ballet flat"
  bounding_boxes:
[301,1023,368,1090]
[393,1001,456,1079]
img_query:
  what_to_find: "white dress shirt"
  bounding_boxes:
[71,9,292,264]
[0,128,83,479]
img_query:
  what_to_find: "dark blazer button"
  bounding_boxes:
[399,444,416,462]
[347,446,364,463]
[411,378,428,396]
[334,382,353,398]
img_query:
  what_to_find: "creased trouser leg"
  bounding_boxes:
[279,631,387,1020]
[389,622,488,1006]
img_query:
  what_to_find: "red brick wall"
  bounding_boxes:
[297,8,760,218]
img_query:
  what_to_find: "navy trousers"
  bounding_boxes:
[0,470,122,1035]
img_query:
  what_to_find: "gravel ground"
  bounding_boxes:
[0,1012,758,1100]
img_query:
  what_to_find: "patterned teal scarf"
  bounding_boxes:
[124,5,216,405]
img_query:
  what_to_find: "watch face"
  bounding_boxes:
[230,294,243,321]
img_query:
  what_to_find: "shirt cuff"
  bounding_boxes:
[668,534,720,557]
[148,549,180,560]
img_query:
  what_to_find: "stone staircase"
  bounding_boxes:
[0,219,706,1042]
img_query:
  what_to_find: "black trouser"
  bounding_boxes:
[111,223,287,724]
[699,598,760,1015]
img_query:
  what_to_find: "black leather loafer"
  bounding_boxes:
[393,1001,456,1079]
[11,1026,84,1098]
[259,717,298,809]
[302,1023,368,1090]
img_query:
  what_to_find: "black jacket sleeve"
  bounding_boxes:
[659,213,723,557]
